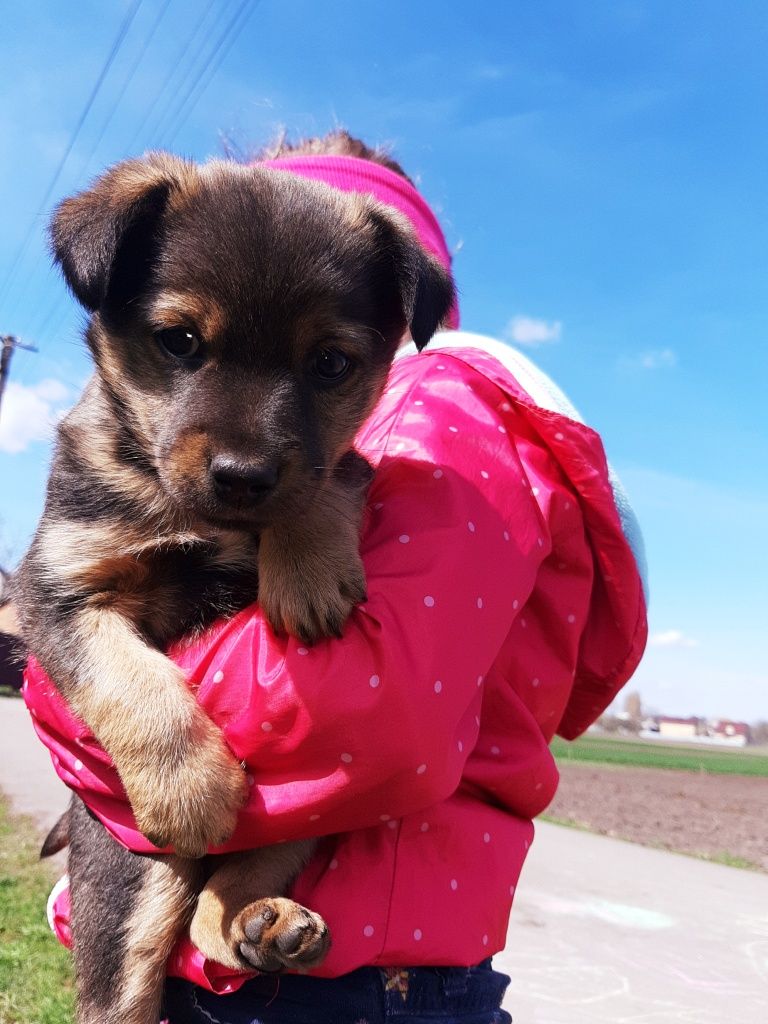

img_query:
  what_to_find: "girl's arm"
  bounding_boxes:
[25,356,547,852]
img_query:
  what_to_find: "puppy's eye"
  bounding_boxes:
[311,348,351,383]
[155,328,201,361]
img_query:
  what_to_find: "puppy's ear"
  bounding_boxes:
[50,152,195,314]
[403,244,456,351]
[368,208,456,351]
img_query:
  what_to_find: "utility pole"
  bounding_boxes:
[0,335,38,421]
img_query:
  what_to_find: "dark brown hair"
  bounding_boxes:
[256,128,414,184]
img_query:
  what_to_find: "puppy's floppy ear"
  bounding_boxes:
[50,152,195,314]
[368,208,456,351]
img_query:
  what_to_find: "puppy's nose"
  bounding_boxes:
[210,456,280,504]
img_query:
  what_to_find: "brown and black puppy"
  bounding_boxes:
[15,140,454,1024]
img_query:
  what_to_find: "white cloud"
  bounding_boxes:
[474,63,507,81]
[623,348,678,370]
[649,629,699,649]
[639,348,677,369]
[505,315,562,347]
[0,379,71,454]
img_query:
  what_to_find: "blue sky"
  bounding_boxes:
[1,0,766,720]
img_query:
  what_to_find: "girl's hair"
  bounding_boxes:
[256,129,414,184]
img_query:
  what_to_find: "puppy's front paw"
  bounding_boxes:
[260,552,366,644]
[235,898,330,973]
[126,714,248,858]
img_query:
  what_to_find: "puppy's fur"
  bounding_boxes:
[16,135,454,1023]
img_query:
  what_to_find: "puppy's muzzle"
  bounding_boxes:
[210,455,281,506]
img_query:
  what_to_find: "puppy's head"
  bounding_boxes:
[51,153,454,528]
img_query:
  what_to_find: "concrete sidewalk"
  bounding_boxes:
[0,694,69,831]
[2,695,767,1022]
[502,824,768,1022]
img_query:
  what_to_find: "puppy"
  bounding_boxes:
[16,138,454,1024]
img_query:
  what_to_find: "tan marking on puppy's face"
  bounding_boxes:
[147,290,227,341]
[161,427,212,493]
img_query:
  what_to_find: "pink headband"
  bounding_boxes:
[261,154,459,329]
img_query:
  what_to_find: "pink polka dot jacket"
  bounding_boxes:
[25,335,648,992]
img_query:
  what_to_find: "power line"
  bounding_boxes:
[166,0,259,148]
[125,0,222,153]
[35,0,258,339]
[28,0,175,341]
[149,0,240,147]
[4,0,261,367]
[30,291,69,346]
[78,0,174,174]
[0,0,145,313]
[28,0,230,345]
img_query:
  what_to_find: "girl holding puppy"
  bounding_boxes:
[27,139,647,1024]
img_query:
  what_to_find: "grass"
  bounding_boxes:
[540,813,591,832]
[551,733,768,776]
[702,851,761,871]
[0,796,74,1024]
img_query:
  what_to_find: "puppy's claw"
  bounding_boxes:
[234,898,330,972]
[143,832,209,858]
[262,569,364,644]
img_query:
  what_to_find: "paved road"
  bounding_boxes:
[502,824,768,1022]
[0,694,69,831]
[2,695,766,1022]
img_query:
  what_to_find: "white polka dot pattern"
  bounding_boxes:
[28,339,647,981]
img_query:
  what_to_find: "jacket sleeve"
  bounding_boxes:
[178,356,548,850]
[23,355,551,853]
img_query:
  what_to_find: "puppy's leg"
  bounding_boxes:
[56,603,247,857]
[190,839,330,973]
[69,796,202,1024]
[258,452,372,642]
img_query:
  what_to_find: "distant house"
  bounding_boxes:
[657,716,701,740]
[644,714,753,747]
[709,719,751,747]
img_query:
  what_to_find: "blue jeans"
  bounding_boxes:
[163,960,512,1023]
